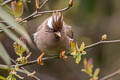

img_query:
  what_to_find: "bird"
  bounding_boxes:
[33,11,73,65]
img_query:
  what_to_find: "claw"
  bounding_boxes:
[37,53,45,66]
[60,51,67,60]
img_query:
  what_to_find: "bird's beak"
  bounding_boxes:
[55,32,61,38]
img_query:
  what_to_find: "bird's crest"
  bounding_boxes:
[52,11,63,31]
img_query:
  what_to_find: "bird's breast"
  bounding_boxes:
[35,31,69,54]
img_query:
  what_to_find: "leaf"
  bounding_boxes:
[83,58,87,69]
[82,58,93,76]
[94,68,100,78]
[71,52,76,56]
[13,42,25,56]
[70,41,76,52]
[0,76,6,80]
[0,23,29,52]
[70,41,87,64]
[7,74,16,80]
[80,42,85,52]
[0,42,11,65]
[70,41,79,56]
[22,0,28,2]
[89,78,93,80]
[75,53,82,64]
[0,6,32,49]
[17,57,27,64]
[81,51,86,55]
[87,58,93,76]
[75,42,79,50]
[0,64,10,70]
[0,0,15,15]
[0,0,3,2]
[11,0,24,18]
[8,70,24,80]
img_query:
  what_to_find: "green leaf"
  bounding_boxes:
[0,64,10,70]
[22,0,28,2]
[7,74,16,80]
[0,76,6,80]
[0,0,3,3]
[93,68,100,77]
[16,57,27,64]
[0,0,15,14]
[13,42,25,56]
[71,52,76,56]
[0,23,29,52]
[0,42,11,65]
[75,53,82,64]
[11,1,24,18]
[80,42,85,52]
[21,57,27,64]
[0,6,32,50]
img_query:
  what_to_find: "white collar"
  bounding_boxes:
[47,17,53,29]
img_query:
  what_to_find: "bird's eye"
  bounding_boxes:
[49,28,54,31]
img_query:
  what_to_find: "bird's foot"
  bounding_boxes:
[60,51,67,60]
[37,52,45,66]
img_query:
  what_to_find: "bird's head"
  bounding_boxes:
[47,11,63,38]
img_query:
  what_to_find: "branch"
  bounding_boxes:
[0,0,14,6]
[39,0,48,9]
[0,0,72,33]
[0,0,49,32]
[20,1,71,23]
[100,69,120,80]
[37,5,70,14]
[8,39,120,68]
[85,40,120,49]
[10,58,40,80]
[1,39,120,80]
[19,0,49,23]
[12,56,58,67]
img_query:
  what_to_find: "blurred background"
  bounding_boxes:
[1,0,120,80]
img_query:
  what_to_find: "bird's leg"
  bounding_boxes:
[37,52,45,66]
[60,50,67,60]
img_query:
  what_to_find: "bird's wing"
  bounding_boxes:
[33,17,49,40]
[64,22,74,40]
[36,17,50,32]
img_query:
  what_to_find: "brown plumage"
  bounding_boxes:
[33,12,73,55]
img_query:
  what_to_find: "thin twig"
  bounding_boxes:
[37,5,70,14]
[85,40,120,49]
[0,0,71,33]
[0,0,48,32]
[19,0,49,23]
[20,2,70,23]
[12,56,58,67]
[0,0,13,6]
[39,0,48,9]
[0,64,33,74]
[19,11,38,23]
[100,69,120,80]
[10,58,40,80]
